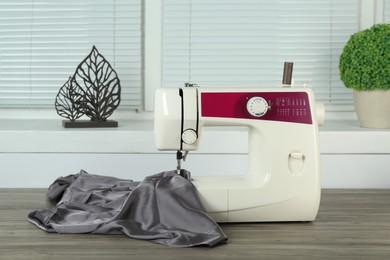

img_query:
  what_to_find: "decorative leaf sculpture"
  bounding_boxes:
[54,46,121,127]
[55,76,85,121]
[74,46,121,121]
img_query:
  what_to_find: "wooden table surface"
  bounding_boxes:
[0,189,389,259]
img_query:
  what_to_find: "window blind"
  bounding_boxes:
[0,0,142,109]
[162,0,359,113]
[385,0,390,22]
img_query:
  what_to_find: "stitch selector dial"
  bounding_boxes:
[246,96,269,117]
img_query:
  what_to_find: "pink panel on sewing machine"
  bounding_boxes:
[201,92,313,124]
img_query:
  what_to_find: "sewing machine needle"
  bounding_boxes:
[176,150,189,175]
[176,150,182,175]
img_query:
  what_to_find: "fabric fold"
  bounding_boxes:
[28,170,227,247]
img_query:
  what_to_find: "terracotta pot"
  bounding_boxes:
[353,90,390,128]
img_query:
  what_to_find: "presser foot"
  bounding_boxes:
[176,150,191,180]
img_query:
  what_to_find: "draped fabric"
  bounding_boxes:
[28,170,227,247]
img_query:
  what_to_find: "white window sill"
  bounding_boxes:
[319,120,390,154]
[1,119,389,154]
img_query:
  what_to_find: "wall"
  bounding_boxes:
[1,119,389,188]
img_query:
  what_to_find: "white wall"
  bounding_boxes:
[321,154,390,189]
[2,153,390,189]
[1,120,389,188]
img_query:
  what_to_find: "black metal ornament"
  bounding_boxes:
[55,76,85,122]
[55,46,121,128]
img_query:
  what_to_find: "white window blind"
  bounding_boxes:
[385,0,390,22]
[162,0,359,113]
[0,0,142,109]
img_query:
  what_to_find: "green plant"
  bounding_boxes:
[339,23,390,91]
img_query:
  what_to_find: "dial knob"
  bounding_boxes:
[246,96,269,117]
[182,129,197,145]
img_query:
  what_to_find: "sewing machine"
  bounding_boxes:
[154,85,323,222]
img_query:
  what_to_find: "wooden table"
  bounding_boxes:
[1,189,389,259]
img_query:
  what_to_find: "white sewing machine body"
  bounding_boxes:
[155,86,322,222]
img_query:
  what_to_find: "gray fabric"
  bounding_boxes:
[28,170,227,247]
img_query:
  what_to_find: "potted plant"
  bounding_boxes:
[339,23,390,128]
